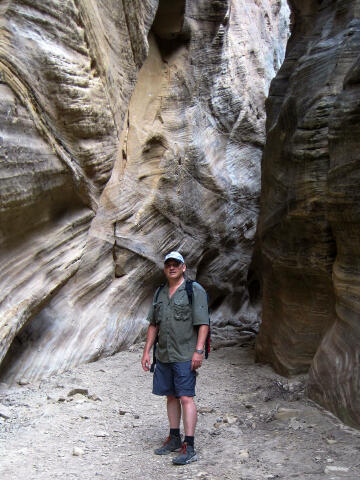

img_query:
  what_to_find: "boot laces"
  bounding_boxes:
[163,436,171,446]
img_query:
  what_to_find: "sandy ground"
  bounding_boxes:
[1,341,360,480]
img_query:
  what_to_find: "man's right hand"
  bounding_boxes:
[141,324,158,372]
[141,352,151,371]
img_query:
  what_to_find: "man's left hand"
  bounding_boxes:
[191,351,203,370]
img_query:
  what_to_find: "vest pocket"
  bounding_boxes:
[173,303,191,321]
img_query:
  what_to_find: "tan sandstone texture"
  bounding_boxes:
[256,0,360,428]
[0,1,289,383]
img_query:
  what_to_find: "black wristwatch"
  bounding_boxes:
[195,349,204,355]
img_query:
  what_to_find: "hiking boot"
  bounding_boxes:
[172,442,198,465]
[154,435,182,455]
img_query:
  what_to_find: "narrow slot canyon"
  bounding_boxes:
[1,1,360,478]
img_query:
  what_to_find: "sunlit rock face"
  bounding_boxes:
[256,0,360,427]
[0,0,289,383]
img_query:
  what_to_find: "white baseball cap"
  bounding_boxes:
[164,251,185,264]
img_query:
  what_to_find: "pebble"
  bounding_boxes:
[213,421,225,429]
[324,466,350,473]
[88,394,102,402]
[68,388,89,397]
[326,438,337,445]
[0,404,11,419]
[223,413,238,424]
[95,431,109,437]
[239,450,249,460]
[18,379,29,386]
[213,413,238,428]
[71,393,87,403]
[275,408,302,420]
[72,446,84,456]
[198,406,215,414]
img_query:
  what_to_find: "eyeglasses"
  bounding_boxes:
[164,262,182,269]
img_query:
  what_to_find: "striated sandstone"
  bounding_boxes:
[256,0,360,427]
[0,0,289,383]
[308,21,360,428]
[0,0,158,380]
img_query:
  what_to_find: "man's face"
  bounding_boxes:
[164,259,186,282]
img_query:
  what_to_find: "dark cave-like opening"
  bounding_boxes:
[151,0,189,58]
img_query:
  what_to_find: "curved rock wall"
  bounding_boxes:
[256,0,360,427]
[0,1,289,383]
[0,0,158,381]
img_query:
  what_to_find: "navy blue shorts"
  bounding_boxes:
[153,360,196,397]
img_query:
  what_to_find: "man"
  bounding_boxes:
[141,251,209,465]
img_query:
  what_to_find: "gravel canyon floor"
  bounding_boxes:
[1,342,360,480]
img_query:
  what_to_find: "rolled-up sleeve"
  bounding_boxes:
[192,282,210,326]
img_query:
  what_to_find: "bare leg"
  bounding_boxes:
[167,395,181,428]
[180,396,197,436]
[154,396,182,455]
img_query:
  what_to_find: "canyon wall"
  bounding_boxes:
[2,0,359,431]
[0,0,158,381]
[256,0,360,427]
[0,1,289,383]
